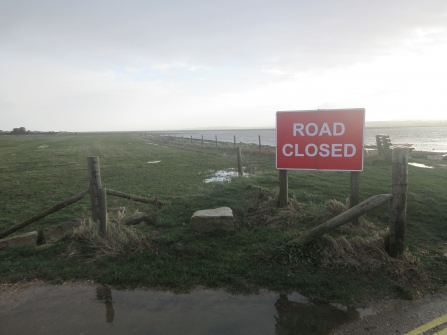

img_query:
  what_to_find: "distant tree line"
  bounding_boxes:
[12,127,29,134]
[0,127,59,135]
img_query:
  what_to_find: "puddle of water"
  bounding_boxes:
[408,162,433,169]
[38,145,49,148]
[147,161,161,164]
[427,155,443,160]
[0,283,371,335]
[146,142,159,146]
[204,169,248,183]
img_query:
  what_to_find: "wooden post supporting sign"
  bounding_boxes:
[279,170,288,207]
[350,171,360,224]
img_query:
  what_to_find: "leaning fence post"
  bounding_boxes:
[87,156,102,222]
[279,170,288,207]
[349,171,360,224]
[237,147,243,177]
[98,187,108,236]
[388,147,409,257]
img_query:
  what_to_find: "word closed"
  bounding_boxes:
[276,109,365,171]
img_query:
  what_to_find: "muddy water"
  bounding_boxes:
[0,283,369,335]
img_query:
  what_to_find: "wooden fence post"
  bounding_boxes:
[237,147,243,177]
[258,135,261,151]
[98,187,108,236]
[375,135,384,156]
[350,171,360,224]
[382,135,392,163]
[215,135,217,148]
[202,135,204,146]
[388,148,409,257]
[191,135,192,144]
[279,170,288,207]
[87,156,102,222]
[234,136,236,149]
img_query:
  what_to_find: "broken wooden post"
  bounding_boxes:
[87,156,102,222]
[375,135,384,156]
[388,147,409,257]
[279,170,288,208]
[98,187,108,236]
[350,171,360,224]
[237,147,243,177]
[289,194,394,246]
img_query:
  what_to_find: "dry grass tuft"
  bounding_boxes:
[65,211,151,261]
[324,199,347,217]
[314,233,424,285]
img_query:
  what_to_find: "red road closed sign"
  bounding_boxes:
[276,109,365,171]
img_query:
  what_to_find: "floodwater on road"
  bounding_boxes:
[0,282,372,335]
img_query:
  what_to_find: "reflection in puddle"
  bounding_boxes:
[38,145,49,148]
[274,293,358,334]
[0,283,372,335]
[96,286,115,324]
[204,169,248,183]
[147,160,161,164]
[408,162,433,169]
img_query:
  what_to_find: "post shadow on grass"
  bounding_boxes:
[96,286,115,324]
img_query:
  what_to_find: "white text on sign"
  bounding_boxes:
[283,122,356,158]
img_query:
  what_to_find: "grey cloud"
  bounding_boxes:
[1,0,446,71]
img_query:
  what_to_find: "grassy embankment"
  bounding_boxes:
[0,133,446,304]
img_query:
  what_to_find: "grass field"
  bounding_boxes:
[1,133,446,304]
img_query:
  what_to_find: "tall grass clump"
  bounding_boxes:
[68,212,151,261]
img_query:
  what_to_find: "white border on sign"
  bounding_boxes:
[275,108,365,172]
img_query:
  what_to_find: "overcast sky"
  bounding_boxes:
[1,0,447,131]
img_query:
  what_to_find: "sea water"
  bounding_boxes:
[170,126,447,152]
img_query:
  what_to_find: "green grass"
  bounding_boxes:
[1,133,446,304]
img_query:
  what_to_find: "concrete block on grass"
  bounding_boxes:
[124,212,148,225]
[0,231,38,250]
[42,219,82,243]
[191,207,234,233]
